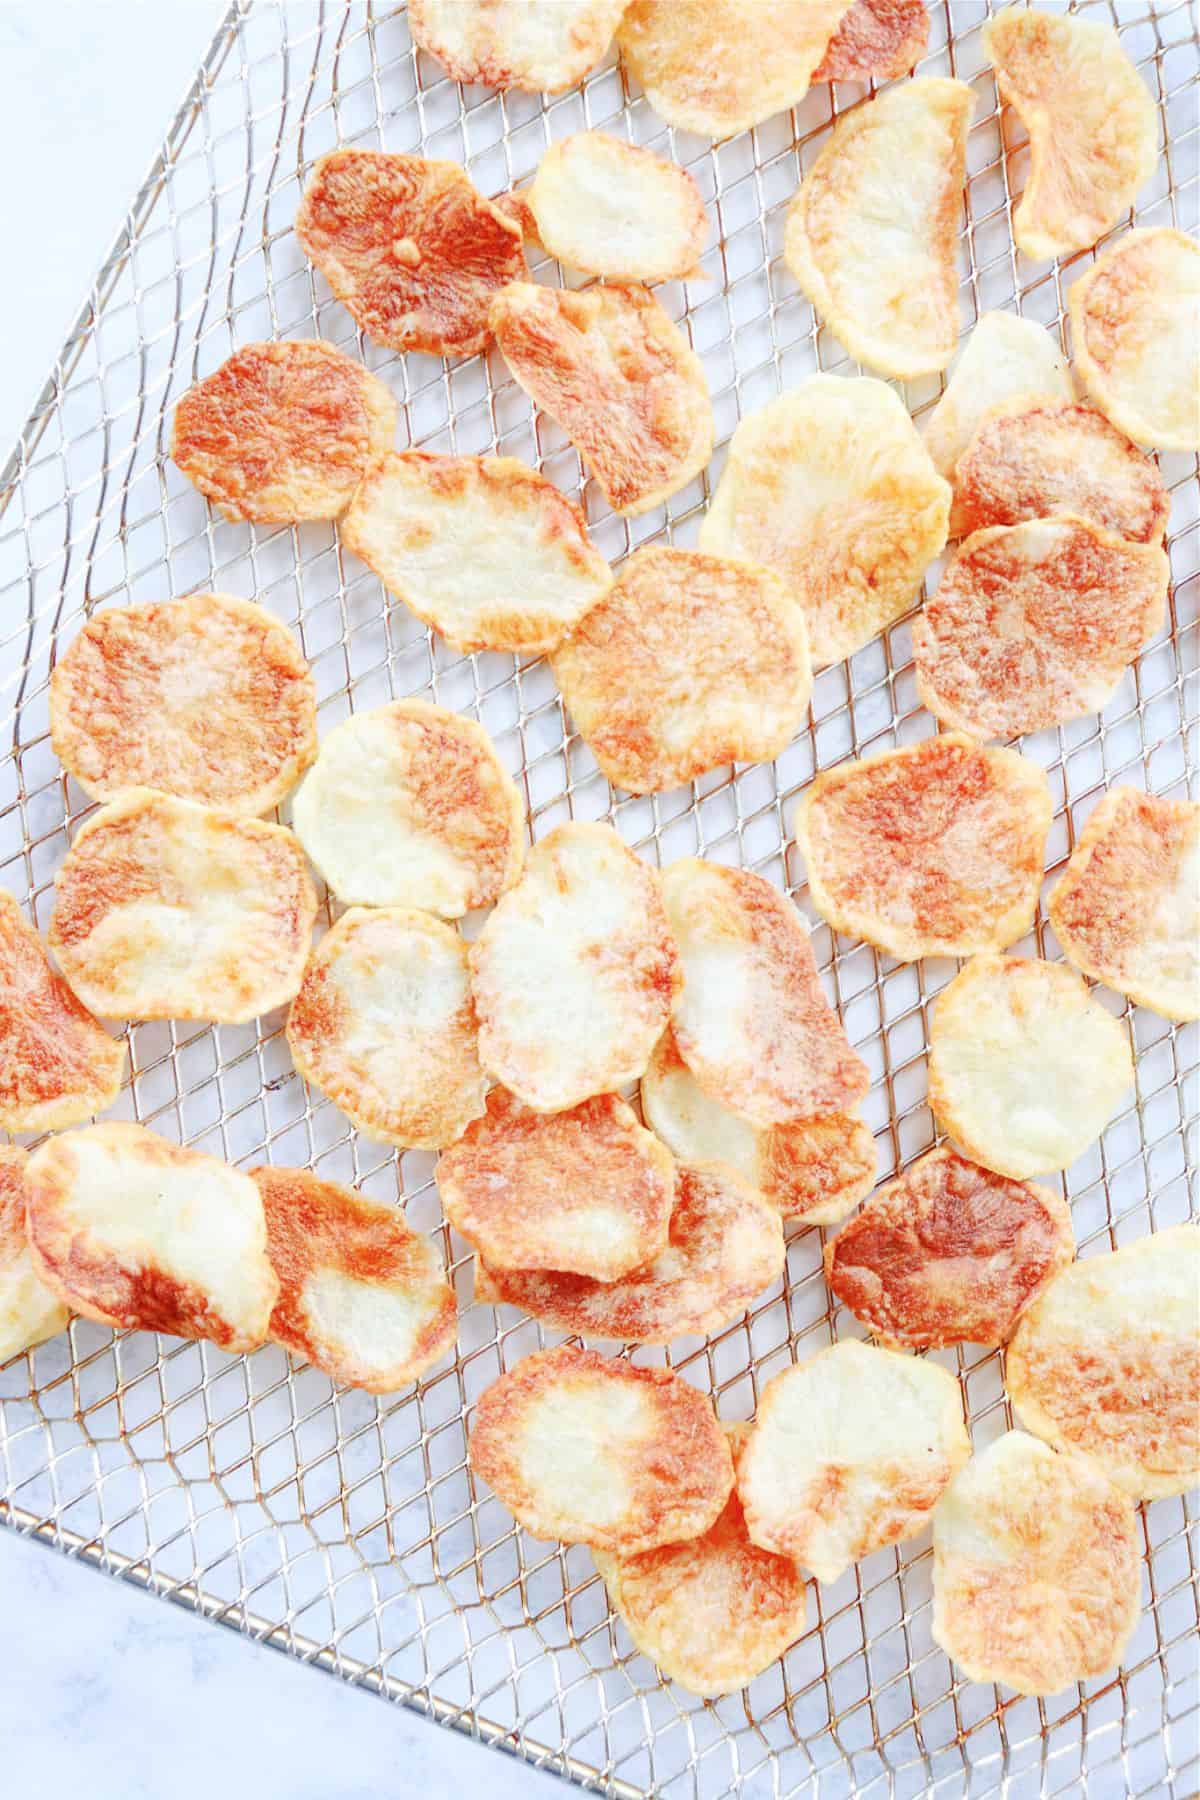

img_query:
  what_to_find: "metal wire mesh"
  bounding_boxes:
[0,1,1196,1793]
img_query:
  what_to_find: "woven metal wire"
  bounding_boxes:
[0,2,1196,1794]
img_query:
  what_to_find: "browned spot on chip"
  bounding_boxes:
[813,0,929,82]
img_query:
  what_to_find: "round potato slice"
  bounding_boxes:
[469,822,679,1113]
[24,1123,277,1354]
[171,340,396,524]
[251,1164,456,1392]
[922,311,1074,483]
[1007,1225,1199,1500]
[287,907,486,1150]
[738,1340,969,1581]
[408,0,629,93]
[928,955,1134,1180]
[339,452,612,655]
[1048,787,1200,1022]
[295,149,524,357]
[784,77,973,379]
[913,515,1169,740]
[813,0,929,83]
[1069,228,1200,453]
[49,789,316,1025]
[982,8,1157,263]
[794,735,1051,964]
[527,133,707,282]
[932,1430,1141,1697]
[0,1148,70,1364]
[488,281,713,516]
[468,1344,733,1552]
[49,594,318,815]
[552,546,811,793]
[290,700,524,916]
[698,376,950,668]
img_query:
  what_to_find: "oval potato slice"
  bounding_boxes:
[922,310,1073,483]
[0,1148,70,1363]
[1069,228,1200,453]
[527,133,707,282]
[408,0,630,93]
[813,0,929,83]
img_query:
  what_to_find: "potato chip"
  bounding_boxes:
[437,1086,674,1281]
[491,187,540,243]
[340,451,612,655]
[552,545,812,793]
[1069,227,1200,453]
[1007,1224,1199,1500]
[526,132,707,282]
[784,77,972,378]
[794,735,1051,963]
[49,789,316,1025]
[0,1148,70,1363]
[409,0,629,93]
[291,700,525,916]
[928,955,1134,1180]
[738,1340,969,1580]
[698,375,950,667]
[251,1164,456,1392]
[813,0,929,83]
[469,822,679,1113]
[24,1123,277,1354]
[932,1430,1141,1696]
[1048,787,1200,1021]
[488,281,712,516]
[912,515,1169,740]
[295,150,524,356]
[49,593,318,815]
[171,339,396,523]
[468,1344,733,1551]
[287,907,486,1150]
[983,8,1157,262]
[922,311,1074,483]
[662,860,868,1128]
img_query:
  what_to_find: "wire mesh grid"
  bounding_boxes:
[0,1,1196,1794]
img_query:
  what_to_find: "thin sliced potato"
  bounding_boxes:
[409,0,630,93]
[527,133,707,281]
[1069,228,1200,452]
[0,1148,70,1364]
[923,311,1073,483]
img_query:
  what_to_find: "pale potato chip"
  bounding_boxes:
[0,1148,70,1364]
[983,8,1157,262]
[251,1164,456,1392]
[339,451,612,655]
[1069,227,1200,453]
[928,955,1134,1180]
[794,735,1051,963]
[1048,787,1200,1022]
[468,1344,733,1551]
[932,1430,1141,1697]
[662,859,868,1128]
[922,310,1074,483]
[436,1086,674,1281]
[171,340,396,523]
[24,1123,277,1354]
[738,1340,969,1580]
[49,789,316,1025]
[526,132,707,282]
[291,700,524,916]
[488,281,713,516]
[813,0,929,83]
[552,546,812,793]
[912,515,1169,739]
[469,822,679,1113]
[49,594,318,816]
[295,150,524,357]
[784,77,973,378]
[287,907,486,1150]
[409,0,629,93]
[1007,1225,1199,1500]
[698,375,950,667]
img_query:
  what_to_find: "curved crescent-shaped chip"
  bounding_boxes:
[922,311,1074,483]
[49,790,316,1025]
[794,735,1051,963]
[0,1148,70,1363]
[340,452,612,655]
[171,340,396,524]
[468,1344,733,1551]
[662,860,868,1128]
[738,1340,969,1581]
[552,546,811,793]
[784,77,973,379]
[469,822,679,1113]
[49,594,318,816]
[295,150,524,357]
[409,0,629,93]
[24,1123,277,1353]
[287,907,486,1150]
[813,0,929,83]
[982,8,1157,263]
[1048,787,1200,1022]
[488,281,713,516]
[1069,228,1200,453]
[1007,1225,1199,1500]
[527,133,708,282]
[436,1086,674,1281]
[928,955,1134,1180]
[913,515,1169,740]
[251,1164,456,1391]
[291,700,524,916]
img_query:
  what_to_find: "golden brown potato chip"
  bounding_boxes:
[527,133,708,282]
[0,1148,70,1363]
[1069,228,1200,453]
[813,0,929,83]
[922,310,1074,484]
[409,0,630,93]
